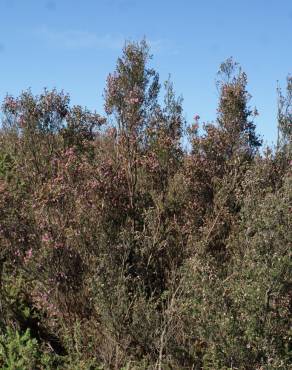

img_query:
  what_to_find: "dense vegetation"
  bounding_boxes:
[0,41,291,369]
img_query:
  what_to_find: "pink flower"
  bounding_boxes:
[14,249,21,257]
[42,233,51,243]
[24,248,33,263]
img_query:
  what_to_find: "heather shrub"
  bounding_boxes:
[0,41,290,369]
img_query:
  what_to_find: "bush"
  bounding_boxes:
[0,41,290,369]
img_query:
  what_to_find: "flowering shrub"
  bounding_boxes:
[0,41,290,369]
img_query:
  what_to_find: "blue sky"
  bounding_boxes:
[0,0,291,145]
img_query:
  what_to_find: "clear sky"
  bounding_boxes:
[0,0,291,145]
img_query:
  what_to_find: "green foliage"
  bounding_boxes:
[0,329,39,370]
[0,152,14,181]
[277,75,292,157]
[0,40,290,369]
